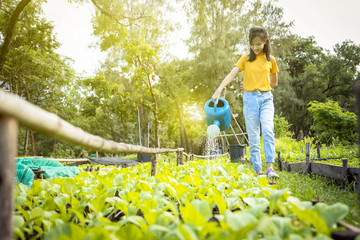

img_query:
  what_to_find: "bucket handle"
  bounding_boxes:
[213,99,217,112]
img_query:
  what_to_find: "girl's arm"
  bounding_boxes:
[212,66,239,101]
[270,73,278,88]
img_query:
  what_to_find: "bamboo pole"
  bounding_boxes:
[191,152,229,159]
[0,90,183,155]
[52,158,89,162]
[0,116,18,240]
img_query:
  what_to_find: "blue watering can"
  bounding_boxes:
[204,98,231,131]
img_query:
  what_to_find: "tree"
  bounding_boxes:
[184,0,293,119]
[157,60,195,152]
[85,0,174,148]
[276,38,360,139]
[0,0,32,78]
[308,100,357,145]
[1,0,75,156]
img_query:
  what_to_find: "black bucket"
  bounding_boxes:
[137,153,152,162]
[229,144,246,161]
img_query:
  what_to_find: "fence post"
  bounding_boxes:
[316,142,321,159]
[354,83,360,198]
[0,116,18,240]
[305,143,311,174]
[179,151,184,165]
[341,158,348,184]
[277,152,282,171]
[285,161,289,172]
[151,154,158,176]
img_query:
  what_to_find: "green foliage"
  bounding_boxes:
[14,158,352,239]
[276,172,360,227]
[276,38,360,139]
[243,136,359,168]
[308,100,358,145]
[274,114,293,138]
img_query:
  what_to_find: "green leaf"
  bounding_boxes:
[69,209,86,227]
[162,199,179,217]
[272,216,293,239]
[289,202,329,236]
[44,222,71,240]
[190,200,212,221]
[62,179,79,196]
[269,189,289,215]
[113,175,124,185]
[13,215,25,228]
[15,196,27,206]
[180,200,212,227]
[30,206,45,223]
[313,203,349,228]
[117,224,143,240]
[224,210,258,232]
[212,188,227,214]
[258,176,268,188]
[177,223,199,240]
[148,224,170,234]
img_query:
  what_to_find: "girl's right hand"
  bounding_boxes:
[212,89,221,103]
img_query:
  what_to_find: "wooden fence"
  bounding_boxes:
[0,90,184,239]
[277,143,360,194]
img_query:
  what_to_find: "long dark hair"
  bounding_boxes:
[248,26,272,62]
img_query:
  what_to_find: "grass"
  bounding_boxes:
[275,171,360,227]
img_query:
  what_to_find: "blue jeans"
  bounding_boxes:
[243,91,275,171]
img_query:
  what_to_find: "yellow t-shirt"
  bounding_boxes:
[234,53,279,91]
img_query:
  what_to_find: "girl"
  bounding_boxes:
[212,26,279,178]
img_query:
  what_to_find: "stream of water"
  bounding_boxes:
[204,124,221,159]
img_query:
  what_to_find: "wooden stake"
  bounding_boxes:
[342,158,348,184]
[176,152,180,166]
[316,142,321,159]
[277,152,282,171]
[179,151,184,165]
[0,116,18,240]
[151,154,158,176]
[354,82,360,169]
[305,143,311,174]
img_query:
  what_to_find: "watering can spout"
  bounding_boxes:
[213,120,220,127]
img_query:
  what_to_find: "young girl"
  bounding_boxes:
[212,26,279,179]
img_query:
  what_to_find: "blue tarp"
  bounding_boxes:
[16,158,79,187]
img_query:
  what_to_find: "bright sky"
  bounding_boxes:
[42,0,360,75]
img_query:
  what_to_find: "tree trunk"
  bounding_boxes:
[30,130,36,156]
[164,80,190,152]
[139,103,147,146]
[0,0,32,88]
[77,149,84,158]
[52,139,57,154]
[178,104,190,152]
[23,128,29,156]
[147,75,160,148]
